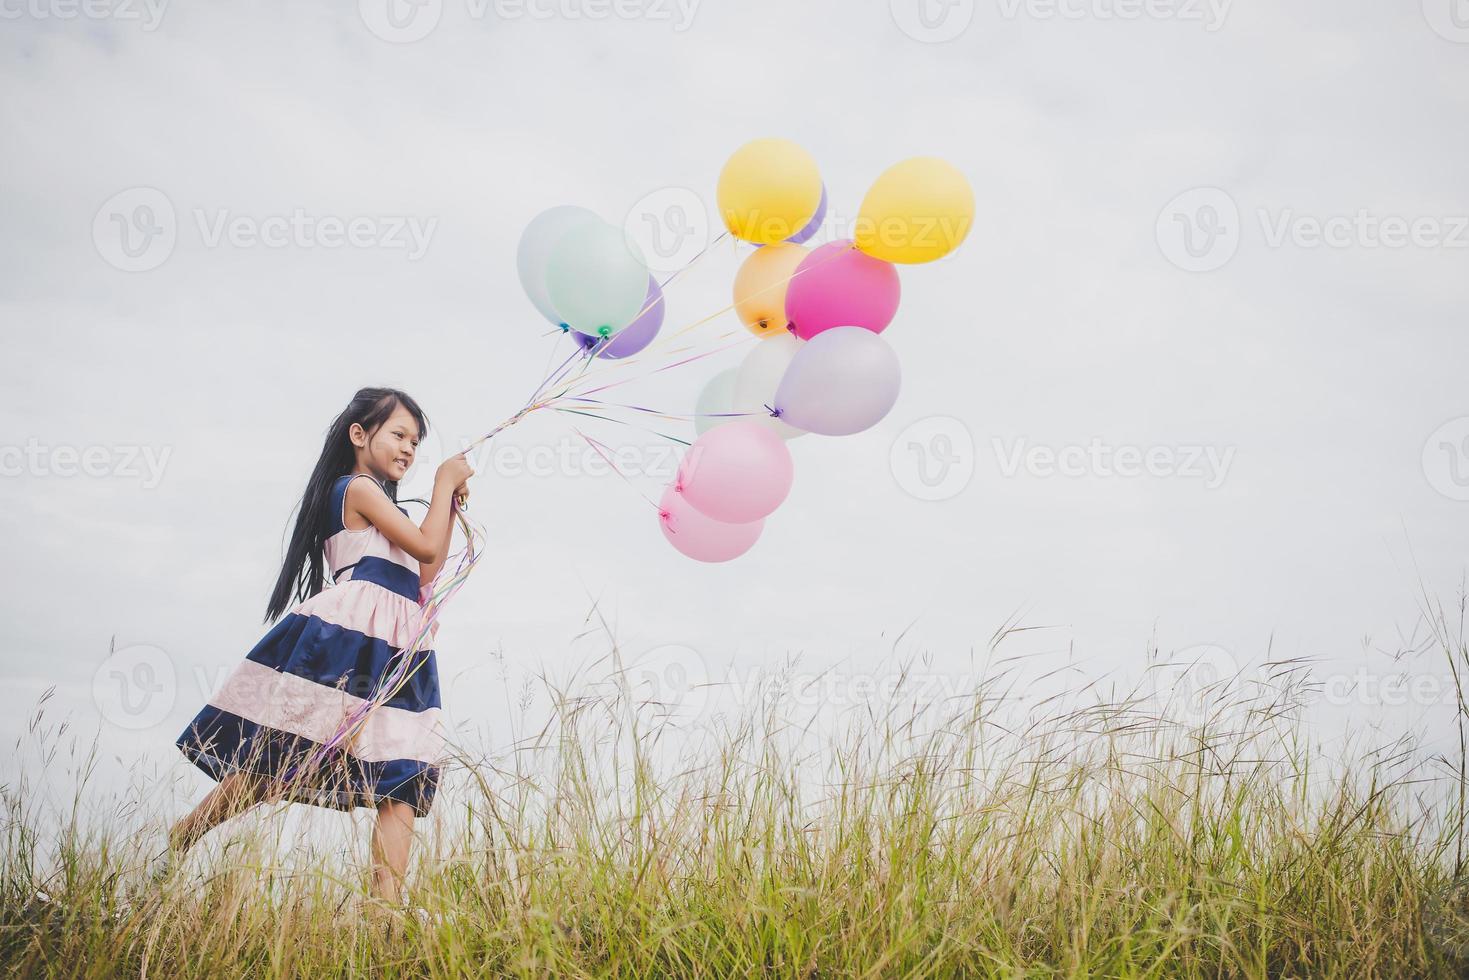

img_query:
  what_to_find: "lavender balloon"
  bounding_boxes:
[774,326,901,436]
[574,277,664,359]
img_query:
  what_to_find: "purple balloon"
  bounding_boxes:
[787,184,827,244]
[574,277,664,359]
[755,184,827,248]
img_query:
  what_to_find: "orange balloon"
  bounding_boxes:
[732,242,809,338]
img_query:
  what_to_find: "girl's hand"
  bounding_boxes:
[435,453,473,491]
[454,481,470,511]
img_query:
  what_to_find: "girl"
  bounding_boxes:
[164,387,473,909]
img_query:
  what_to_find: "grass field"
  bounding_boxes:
[5,602,1469,978]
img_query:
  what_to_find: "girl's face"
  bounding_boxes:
[350,403,421,483]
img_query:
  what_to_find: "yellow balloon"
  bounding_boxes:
[855,157,974,264]
[733,242,809,337]
[718,139,823,245]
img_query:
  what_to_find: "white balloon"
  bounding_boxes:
[516,206,600,325]
[733,333,806,440]
[694,368,740,437]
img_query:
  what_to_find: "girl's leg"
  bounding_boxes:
[169,770,271,854]
[370,800,416,904]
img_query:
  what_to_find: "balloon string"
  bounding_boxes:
[545,240,854,399]
[561,395,760,423]
[567,425,665,511]
[552,406,692,447]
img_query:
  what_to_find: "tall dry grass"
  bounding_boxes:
[5,597,1469,977]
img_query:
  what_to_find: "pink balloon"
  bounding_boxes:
[675,420,793,524]
[785,239,901,341]
[658,485,764,562]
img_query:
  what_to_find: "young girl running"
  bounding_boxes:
[165,387,473,909]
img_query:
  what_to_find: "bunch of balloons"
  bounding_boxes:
[672,139,973,561]
[516,206,664,359]
[514,138,974,564]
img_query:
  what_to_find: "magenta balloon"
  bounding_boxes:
[774,326,901,436]
[658,484,764,562]
[785,239,900,341]
[675,420,794,524]
[574,277,663,359]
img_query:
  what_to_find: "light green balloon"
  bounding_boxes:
[545,221,649,337]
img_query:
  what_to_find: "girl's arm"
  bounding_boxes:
[346,455,472,567]
[417,480,467,589]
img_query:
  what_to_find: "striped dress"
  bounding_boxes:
[176,473,447,816]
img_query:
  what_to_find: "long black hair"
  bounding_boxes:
[265,387,429,622]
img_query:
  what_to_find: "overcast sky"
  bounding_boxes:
[2,1,1468,818]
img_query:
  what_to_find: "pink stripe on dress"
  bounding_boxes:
[291,579,440,650]
[208,659,448,764]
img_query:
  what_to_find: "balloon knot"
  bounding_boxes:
[557,323,570,332]
[596,325,612,337]
[785,322,797,335]
[658,509,671,522]
[765,404,781,418]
